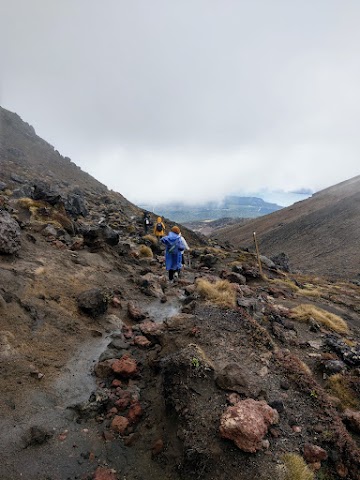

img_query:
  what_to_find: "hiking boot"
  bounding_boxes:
[173,272,179,281]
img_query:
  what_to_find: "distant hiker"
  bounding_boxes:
[153,216,166,240]
[161,226,185,281]
[143,212,151,234]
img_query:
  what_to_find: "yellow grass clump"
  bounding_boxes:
[139,245,153,258]
[142,234,158,246]
[290,304,348,334]
[16,197,74,232]
[195,279,236,308]
[282,453,314,480]
[327,373,360,410]
[17,197,44,210]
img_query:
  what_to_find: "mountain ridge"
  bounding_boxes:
[212,175,360,279]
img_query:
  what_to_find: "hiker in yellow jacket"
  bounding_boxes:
[153,216,166,241]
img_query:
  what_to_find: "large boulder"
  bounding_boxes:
[215,363,255,396]
[77,288,109,317]
[271,252,290,272]
[32,181,63,206]
[219,399,279,452]
[0,211,21,254]
[64,193,88,218]
[82,225,119,250]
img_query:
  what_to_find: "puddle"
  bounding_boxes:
[53,333,111,405]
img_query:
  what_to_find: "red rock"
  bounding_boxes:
[115,390,131,410]
[127,401,143,425]
[127,302,146,321]
[111,355,137,377]
[219,399,279,453]
[111,379,122,388]
[151,438,164,456]
[112,297,122,307]
[93,466,118,480]
[115,394,131,411]
[89,452,95,462]
[134,335,151,348]
[110,416,129,435]
[108,407,118,415]
[292,425,302,433]
[139,321,164,336]
[303,443,328,463]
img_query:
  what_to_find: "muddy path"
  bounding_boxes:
[0,274,187,480]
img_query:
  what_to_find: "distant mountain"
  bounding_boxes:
[140,196,282,223]
[213,175,360,279]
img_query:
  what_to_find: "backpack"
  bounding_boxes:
[156,222,163,232]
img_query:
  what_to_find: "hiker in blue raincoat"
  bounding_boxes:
[160,226,186,281]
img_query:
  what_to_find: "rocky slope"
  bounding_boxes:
[0,108,360,480]
[212,176,360,280]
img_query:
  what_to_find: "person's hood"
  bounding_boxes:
[168,231,180,242]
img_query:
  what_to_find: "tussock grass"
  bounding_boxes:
[282,453,314,480]
[142,234,158,246]
[327,373,360,410]
[270,278,323,298]
[296,284,323,298]
[17,197,44,209]
[197,246,228,259]
[290,304,348,334]
[269,278,298,293]
[195,279,236,308]
[139,245,153,258]
[17,197,74,232]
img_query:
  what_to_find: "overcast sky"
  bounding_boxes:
[1,0,359,204]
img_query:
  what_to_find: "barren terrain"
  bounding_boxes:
[1,107,360,480]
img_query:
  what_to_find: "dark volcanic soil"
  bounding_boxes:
[1,219,360,480]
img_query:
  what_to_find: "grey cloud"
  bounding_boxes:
[1,0,359,203]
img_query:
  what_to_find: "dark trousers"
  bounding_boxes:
[169,269,179,280]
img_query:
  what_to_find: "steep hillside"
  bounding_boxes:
[0,106,201,246]
[212,176,360,280]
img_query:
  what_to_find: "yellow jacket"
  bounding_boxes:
[154,217,166,237]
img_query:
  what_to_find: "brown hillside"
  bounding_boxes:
[212,176,360,280]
